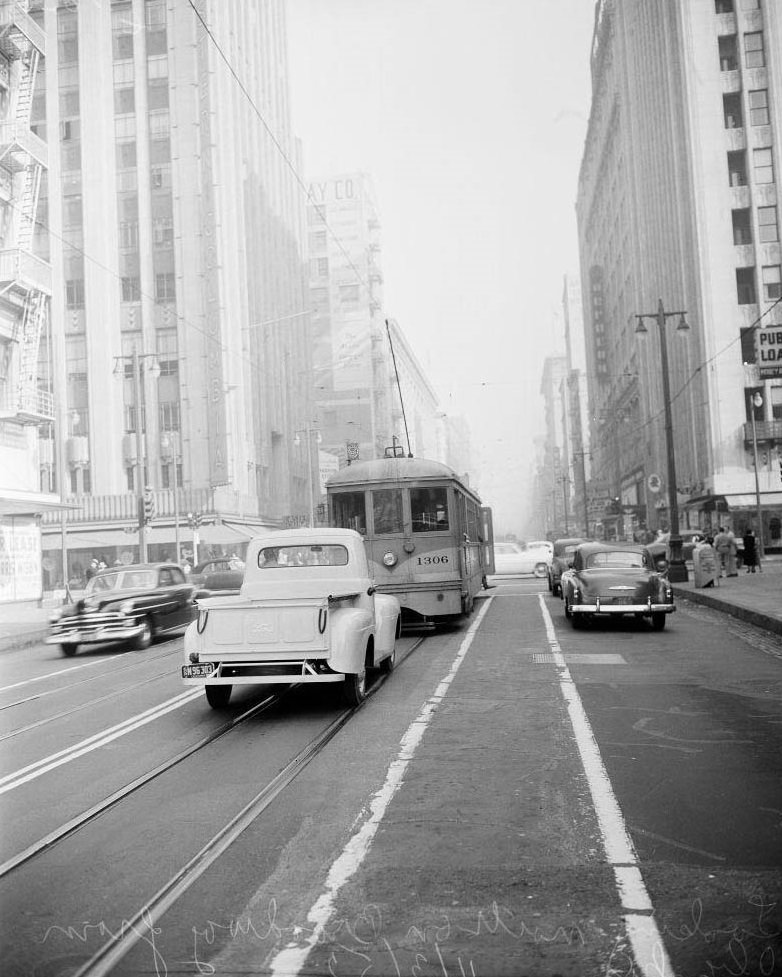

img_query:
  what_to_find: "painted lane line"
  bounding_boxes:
[0,654,132,694]
[538,595,674,977]
[0,690,201,796]
[266,597,494,977]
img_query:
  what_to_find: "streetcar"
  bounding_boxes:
[326,455,494,622]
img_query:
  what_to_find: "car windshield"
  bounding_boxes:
[89,569,157,592]
[257,544,349,567]
[587,551,645,569]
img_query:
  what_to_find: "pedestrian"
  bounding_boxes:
[742,529,758,573]
[725,529,738,576]
[713,527,730,577]
[693,535,718,588]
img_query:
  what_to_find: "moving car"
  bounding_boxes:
[182,528,400,708]
[548,536,589,596]
[560,542,675,630]
[646,530,703,567]
[190,557,245,587]
[47,563,197,656]
[492,540,552,578]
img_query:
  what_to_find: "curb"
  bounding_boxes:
[671,585,782,637]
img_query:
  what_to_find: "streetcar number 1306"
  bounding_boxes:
[416,555,449,565]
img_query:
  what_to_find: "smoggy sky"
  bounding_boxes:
[286,0,596,536]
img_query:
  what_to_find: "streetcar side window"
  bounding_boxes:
[331,491,367,535]
[410,486,449,532]
[372,488,404,534]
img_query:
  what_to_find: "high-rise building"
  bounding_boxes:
[32,0,313,582]
[307,172,393,465]
[577,0,782,546]
[0,0,56,602]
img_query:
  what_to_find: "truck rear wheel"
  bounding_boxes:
[342,669,367,707]
[205,685,232,709]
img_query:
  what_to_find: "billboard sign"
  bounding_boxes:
[756,327,782,378]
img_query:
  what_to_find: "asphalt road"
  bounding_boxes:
[0,578,780,976]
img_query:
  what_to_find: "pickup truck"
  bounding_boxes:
[182,528,401,709]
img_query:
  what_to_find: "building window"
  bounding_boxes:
[147,79,169,111]
[311,286,329,316]
[736,267,757,305]
[63,197,82,228]
[715,0,733,10]
[150,164,171,189]
[114,87,135,115]
[758,206,779,243]
[60,89,79,116]
[61,119,80,141]
[748,90,769,126]
[65,279,84,308]
[58,36,78,64]
[119,221,139,249]
[121,276,141,302]
[762,265,781,301]
[744,32,765,68]
[146,29,167,57]
[753,148,774,185]
[339,283,360,307]
[732,208,752,244]
[718,35,738,71]
[723,93,743,128]
[159,401,179,430]
[116,140,137,169]
[727,150,747,186]
[740,327,756,363]
[307,205,326,225]
[152,217,173,246]
[155,272,175,302]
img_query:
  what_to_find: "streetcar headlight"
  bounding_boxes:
[382,552,398,567]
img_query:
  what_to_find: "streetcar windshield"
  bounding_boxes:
[372,489,404,534]
[331,491,367,534]
[411,487,449,532]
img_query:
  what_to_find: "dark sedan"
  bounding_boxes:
[561,542,675,631]
[46,563,197,656]
[547,536,589,597]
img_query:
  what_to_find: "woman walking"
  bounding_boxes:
[742,529,758,573]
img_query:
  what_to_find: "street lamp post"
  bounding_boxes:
[750,391,765,570]
[160,433,181,565]
[636,299,689,582]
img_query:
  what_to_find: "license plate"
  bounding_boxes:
[182,663,214,678]
[609,596,634,604]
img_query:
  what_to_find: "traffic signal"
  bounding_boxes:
[143,488,155,524]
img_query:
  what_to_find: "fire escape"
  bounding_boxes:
[0,1,52,425]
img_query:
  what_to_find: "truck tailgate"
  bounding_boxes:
[203,598,329,654]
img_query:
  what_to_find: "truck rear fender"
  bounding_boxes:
[329,606,373,674]
[373,593,400,657]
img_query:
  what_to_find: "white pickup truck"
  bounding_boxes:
[182,528,401,709]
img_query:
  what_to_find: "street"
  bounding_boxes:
[0,578,780,977]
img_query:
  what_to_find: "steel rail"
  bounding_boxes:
[68,637,424,977]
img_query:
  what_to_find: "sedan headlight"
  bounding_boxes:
[382,552,398,567]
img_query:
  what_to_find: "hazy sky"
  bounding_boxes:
[285,0,596,535]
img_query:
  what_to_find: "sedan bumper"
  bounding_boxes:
[571,600,675,615]
[46,621,146,645]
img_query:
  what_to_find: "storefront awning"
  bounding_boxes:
[0,492,80,517]
[41,520,274,551]
[724,492,782,508]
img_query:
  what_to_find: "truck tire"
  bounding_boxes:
[342,669,367,707]
[205,685,232,709]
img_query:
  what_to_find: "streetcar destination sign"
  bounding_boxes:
[756,327,782,378]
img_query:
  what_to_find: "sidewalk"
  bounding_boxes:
[0,560,779,653]
[670,553,782,636]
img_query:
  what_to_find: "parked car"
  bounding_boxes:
[47,563,197,656]
[182,528,400,709]
[646,530,703,566]
[561,542,675,630]
[492,540,552,578]
[548,537,590,597]
[190,557,245,587]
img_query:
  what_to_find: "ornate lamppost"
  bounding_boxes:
[635,299,689,582]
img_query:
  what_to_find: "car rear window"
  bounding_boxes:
[257,545,349,568]
[587,551,645,569]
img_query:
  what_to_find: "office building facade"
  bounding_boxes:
[578,0,782,546]
[32,0,313,584]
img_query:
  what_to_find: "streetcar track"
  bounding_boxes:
[0,688,288,878]
[0,641,183,708]
[0,661,190,743]
[25,636,424,977]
